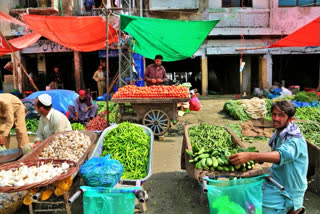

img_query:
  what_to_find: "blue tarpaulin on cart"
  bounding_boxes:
[23,89,78,114]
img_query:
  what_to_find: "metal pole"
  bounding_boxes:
[129,37,133,85]
[105,5,110,126]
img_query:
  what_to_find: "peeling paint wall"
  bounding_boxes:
[0,1,11,37]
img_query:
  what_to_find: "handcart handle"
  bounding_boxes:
[135,190,145,203]
[202,176,209,193]
[68,190,83,204]
[265,176,285,191]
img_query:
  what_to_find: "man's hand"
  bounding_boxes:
[73,116,78,121]
[229,152,252,166]
[32,141,41,149]
[156,79,163,84]
[85,106,91,112]
[151,79,156,84]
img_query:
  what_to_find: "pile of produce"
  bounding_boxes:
[85,114,108,131]
[225,123,269,143]
[26,118,39,133]
[240,98,268,119]
[71,123,85,130]
[0,146,6,151]
[295,106,320,122]
[294,91,319,102]
[101,122,150,180]
[296,122,320,147]
[40,131,91,162]
[0,162,70,187]
[187,124,257,172]
[223,100,250,121]
[113,85,189,99]
[97,101,118,123]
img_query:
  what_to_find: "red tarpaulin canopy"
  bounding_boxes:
[0,11,41,56]
[21,14,119,52]
[269,17,320,48]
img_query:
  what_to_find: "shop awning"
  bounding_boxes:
[120,14,220,62]
[0,10,26,26]
[0,32,41,56]
[269,17,319,48]
[21,14,119,52]
[237,17,319,51]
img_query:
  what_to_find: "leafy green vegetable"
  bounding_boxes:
[26,118,39,133]
[223,100,250,121]
[296,121,320,147]
[294,91,319,102]
[102,122,150,180]
[295,106,320,122]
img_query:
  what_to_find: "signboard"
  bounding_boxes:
[149,0,198,10]
[21,40,72,54]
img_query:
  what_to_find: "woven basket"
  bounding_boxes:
[0,159,77,193]
[20,130,97,167]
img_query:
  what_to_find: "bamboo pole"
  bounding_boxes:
[0,31,39,91]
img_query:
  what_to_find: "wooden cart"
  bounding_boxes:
[19,130,97,214]
[112,98,189,136]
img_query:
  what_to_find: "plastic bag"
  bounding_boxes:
[189,94,200,111]
[81,186,142,214]
[79,154,123,187]
[253,88,263,97]
[206,175,267,214]
[278,87,292,99]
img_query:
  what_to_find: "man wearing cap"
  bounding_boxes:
[30,94,72,149]
[0,93,29,149]
[68,90,98,123]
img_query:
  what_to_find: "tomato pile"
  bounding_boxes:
[113,85,189,99]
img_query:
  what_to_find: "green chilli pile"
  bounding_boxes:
[187,124,257,172]
[295,106,320,122]
[101,122,150,180]
[296,122,320,147]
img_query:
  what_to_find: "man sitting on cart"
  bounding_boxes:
[229,101,308,214]
[23,94,72,152]
[144,55,168,86]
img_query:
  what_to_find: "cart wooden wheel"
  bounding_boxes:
[143,109,170,136]
[115,108,121,123]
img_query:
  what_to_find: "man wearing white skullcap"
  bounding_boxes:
[24,94,72,151]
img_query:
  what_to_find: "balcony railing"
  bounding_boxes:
[9,0,58,15]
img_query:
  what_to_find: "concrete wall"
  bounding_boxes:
[0,1,11,37]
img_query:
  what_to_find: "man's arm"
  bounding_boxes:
[1,104,14,137]
[34,118,44,142]
[92,71,99,82]
[162,67,168,82]
[229,151,280,166]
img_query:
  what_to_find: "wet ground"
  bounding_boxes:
[8,95,320,213]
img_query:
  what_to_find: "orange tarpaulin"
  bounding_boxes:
[21,14,119,52]
[0,10,26,26]
[269,17,320,48]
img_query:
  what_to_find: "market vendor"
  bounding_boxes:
[0,93,29,149]
[27,94,72,150]
[68,89,98,123]
[229,101,308,214]
[92,65,105,97]
[144,55,168,86]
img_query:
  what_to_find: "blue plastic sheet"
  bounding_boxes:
[23,89,78,114]
[292,100,320,108]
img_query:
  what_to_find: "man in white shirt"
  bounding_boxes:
[32,94,72,149]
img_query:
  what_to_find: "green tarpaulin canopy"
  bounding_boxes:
[120,14,220,62]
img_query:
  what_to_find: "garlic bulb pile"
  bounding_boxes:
[40,131,91,162]
[240,98,268,119]
[0,162,70,187]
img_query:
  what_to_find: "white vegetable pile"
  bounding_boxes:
[0,162,70,187]
[40,131,91,162]
[240,98,268,119]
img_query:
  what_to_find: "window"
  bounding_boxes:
[279,0,320,6]
[222,0,252,7]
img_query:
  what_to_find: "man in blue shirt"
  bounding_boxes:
[229,101,308,214]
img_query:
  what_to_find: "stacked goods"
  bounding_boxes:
[71,123,85,131]
[187,124,257,172]
[240,98,268,119]
[295,106,320,122]
[296,122,320,147]
[39,131,91,162]
[113,85,189,99]
[0,162,70,187]
[85,114,108,131]
[101,122,150,180]
[223,100,250,121]
[294,91,319,102]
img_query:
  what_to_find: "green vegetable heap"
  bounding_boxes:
[97,101,117,123]
[223,100,250,121]
[294,91,319,102]
[187,124,257,172]
[102,122,150,180]
[295,106,320,122]
[26,118,39,133]
[71,123,85,130]
[296,122,320,147]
